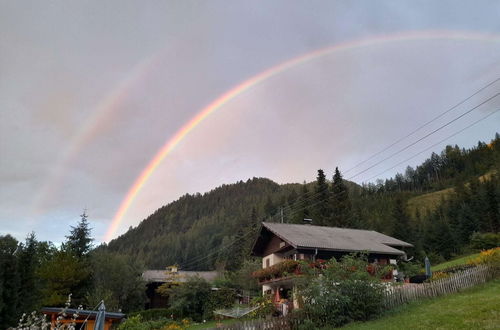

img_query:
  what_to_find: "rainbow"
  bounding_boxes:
[75,31,500,241]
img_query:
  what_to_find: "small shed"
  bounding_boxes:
[41,307,125,330]
[142,270,219,309]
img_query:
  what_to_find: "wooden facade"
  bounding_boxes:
[41,307,125,330]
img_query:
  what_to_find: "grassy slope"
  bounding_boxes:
[342,279,500,330]
[407,170,496,218]
[432,253,480,271]
[407,188,453,217]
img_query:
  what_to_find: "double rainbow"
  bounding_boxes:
[44,30,500,242]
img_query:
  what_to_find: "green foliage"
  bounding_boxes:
[297,318,316,330]
[297,254,388,328]
[226,258,261,294]
[397,261,423,278]
[37,250,89,306]
[469,232,500,250]
[312,169,331,226]
[86,250,146,312]
[128,308,172,321]
[105,178,302,270]
[331,166,352,227]
[169,277,212,322]
[117,315,182,330]
[249,295,275,319]
[65,210,93,258]
[204,287,237,319]
[391,197,413,243]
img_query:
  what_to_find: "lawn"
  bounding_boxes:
[432,253,479,271]
[341,279,500,330]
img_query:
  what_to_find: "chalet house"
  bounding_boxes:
[251,222,413,307]
[142,268,219,309]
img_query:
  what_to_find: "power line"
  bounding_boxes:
[179,92,500,270]
[278,95,499,216]
[178,226,260,269]
[344,77,500,174]
[362,108,500,182]
[347,92,500,180]
[276,92,500,216]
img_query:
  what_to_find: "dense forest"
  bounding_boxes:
[106,133,500,269]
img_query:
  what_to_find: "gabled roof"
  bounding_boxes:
[253,222,413,256]
[142,270,219,283]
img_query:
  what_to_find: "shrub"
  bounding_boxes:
[249,295,276,318]
[128,309,172,321]
[470,233,500,250]
[117,315,183,330]
[397,261,423,278]
[297,254,388,328]
[168,277,211,322]
[468,247,500,273]
[427,271,450,282]
[298,319,316,330]
[204,287,237,319]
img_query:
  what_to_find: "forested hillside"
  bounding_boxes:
[105,133,500,269]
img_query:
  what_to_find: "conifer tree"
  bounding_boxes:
[65,210,93,258]
[331,167,352,227]
[313,169,331,225]
[17,232,40,314]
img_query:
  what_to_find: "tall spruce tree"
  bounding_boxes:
[331,167,352,227]
[65,210,93,258]
[17,233,40,314]
[313,169,331,225]
[62,211,94,304]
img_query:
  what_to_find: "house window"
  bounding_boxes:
[266,258,270,268]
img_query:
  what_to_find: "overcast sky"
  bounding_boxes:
[1,0,500,244]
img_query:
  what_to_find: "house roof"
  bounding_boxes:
[142,270,219,283]
[253,222,413,256]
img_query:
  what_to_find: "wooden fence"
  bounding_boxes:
[210,316,299,330]
[383,264,495,309]
[210,265,495,329]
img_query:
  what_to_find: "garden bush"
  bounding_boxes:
[128,309,173,321]
[117,315,186,330]
[296,254,389,328]
[470,232,500,250]
[468,247,500,273]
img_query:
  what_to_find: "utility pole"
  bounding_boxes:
[280,207,284,223]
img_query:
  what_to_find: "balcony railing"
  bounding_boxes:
[252,259,393,283]
[252,259,327,283]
